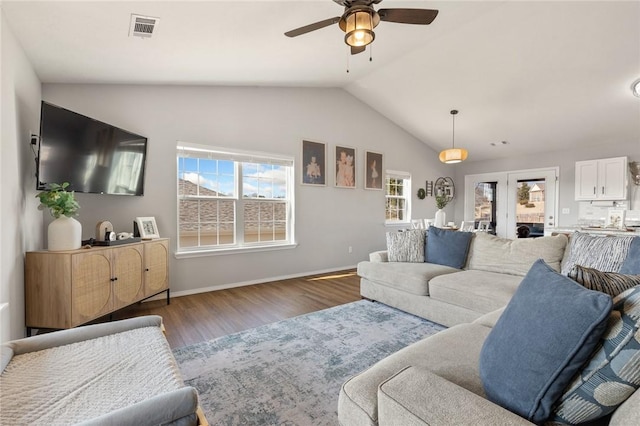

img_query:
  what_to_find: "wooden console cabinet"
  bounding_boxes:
[25,238,169,332]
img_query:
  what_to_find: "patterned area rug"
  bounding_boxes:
[173,300,445,425]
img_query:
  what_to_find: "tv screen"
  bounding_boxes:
[37,101,148,196]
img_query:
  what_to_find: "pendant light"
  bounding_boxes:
[439,109,468,164]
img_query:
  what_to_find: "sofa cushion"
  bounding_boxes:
[467,233,567,276]
[561,232,636,275]
[339,323,491,426]
[378,367,532,426]
[426,227,474,269]
[619,237,640,274]
[568,264,640,297]
[479,260,612,424]
[357,261,459,296]
[386,229,425,263]
[550,285,640,425]
[429,270,521,314]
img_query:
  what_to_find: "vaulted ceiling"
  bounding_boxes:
[3,1,639,162]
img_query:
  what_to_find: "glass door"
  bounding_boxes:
[506,169,558,239]
[474,182,497,235]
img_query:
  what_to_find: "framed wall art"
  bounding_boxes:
[605,209,626,229]
[135,216,160,239]
[301,140,326,186]
[364,151,383,190]
[335,145,356,188]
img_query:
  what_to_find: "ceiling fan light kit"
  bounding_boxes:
[342,8,377,47]
[439,109,469,164]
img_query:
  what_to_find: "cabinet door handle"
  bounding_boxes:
[145,268,150,272]
[110,277,118,281]
[601,186,605,195]
[593,186,596,195]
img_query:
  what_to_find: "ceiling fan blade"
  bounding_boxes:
[351,45,366,55]
[284,17,341,38]
[378,8,439,25]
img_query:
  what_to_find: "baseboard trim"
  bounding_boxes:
[143,265,358,302]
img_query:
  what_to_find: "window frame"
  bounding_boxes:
[176,143,296,257]
[385,170,411,225]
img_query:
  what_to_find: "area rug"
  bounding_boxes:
[173,300,445,425]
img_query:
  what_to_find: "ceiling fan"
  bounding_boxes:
[285,0,439,55]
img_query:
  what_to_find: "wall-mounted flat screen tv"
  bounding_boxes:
[37,101,148,196]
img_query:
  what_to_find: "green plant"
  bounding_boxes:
[36,182,80,218]
[435,194,448,210]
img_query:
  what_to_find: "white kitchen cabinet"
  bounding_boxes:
[575,157,628,201]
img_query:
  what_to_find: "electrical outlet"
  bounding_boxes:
[348,246,353,254]
[562,208,570,214]
[30,134,38,145]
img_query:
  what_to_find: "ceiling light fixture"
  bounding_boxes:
[340,7,379,47]
[439,110,468,164]
[632,78,640,98]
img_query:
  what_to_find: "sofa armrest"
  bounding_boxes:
[378,366,532,426]
[77,386,199,426]
[369,251,388,262]
[4,315,163,357]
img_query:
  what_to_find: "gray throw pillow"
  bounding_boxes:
[568,264,640,297]
[479,260,612,424]
[550,286,640,425]
[425,227,473,269]
[386,229,425,263]
[561,232,636,275]
[619,237,640,274]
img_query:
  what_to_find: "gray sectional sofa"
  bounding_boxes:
[358,231,568,327]
[340,230,640,425]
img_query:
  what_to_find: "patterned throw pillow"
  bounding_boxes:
[386,229,425,263]
[561,232,636,275]
[550,286,640,425]
[568,265,640,297]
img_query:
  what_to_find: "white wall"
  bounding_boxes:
[453,141,640,227]
[41,84,452,294]
[1,12,43,341]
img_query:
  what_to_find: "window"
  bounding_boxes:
[385,171,411,223]
[177,143,294,254]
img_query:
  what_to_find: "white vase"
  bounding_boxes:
[434,209,446,228]
[48,216,82,251]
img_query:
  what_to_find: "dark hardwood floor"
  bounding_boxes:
[111,269,361,348]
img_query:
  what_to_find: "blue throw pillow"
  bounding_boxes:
[479,259,613,424]
[619,237,640,274]
[425,227,473,269]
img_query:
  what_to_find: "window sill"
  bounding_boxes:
[174,242,298,259]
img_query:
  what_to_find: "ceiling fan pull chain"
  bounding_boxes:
[346,47,350,73]
[369,45,373,62]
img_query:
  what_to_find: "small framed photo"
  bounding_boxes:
[364,151,383,190]
[135,216,160,238]
[301,140,326,186]
[335,145,356,188]
[605,209,626,229]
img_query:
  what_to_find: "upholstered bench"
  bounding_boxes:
[0,316,206,425]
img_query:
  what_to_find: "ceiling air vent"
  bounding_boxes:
[129,14,159,38]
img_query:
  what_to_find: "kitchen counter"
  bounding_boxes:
[544,226,640,236]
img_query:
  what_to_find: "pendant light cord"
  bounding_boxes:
[450,109,458,149]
